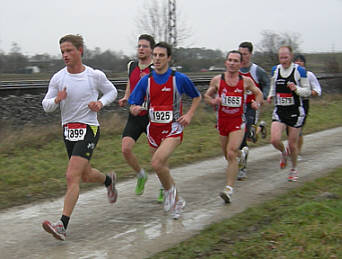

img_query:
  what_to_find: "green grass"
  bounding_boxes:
[0,95,342,210]
[148,168,342,259]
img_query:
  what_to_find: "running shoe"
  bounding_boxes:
[107,172,118,203]
[239,146,249,169]
[135,174,148,195]
[163,185,176,212]
[288,169,298,182]
[157,188,164,203]
[172,197,186,220]
[219,188,232,204]
[42,220,66,241]
[280,149,288,169]
[259,120,267,139]
[237,168,248,181]
[248,124,258,143]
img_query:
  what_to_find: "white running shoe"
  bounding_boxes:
[239,146,249,169]
[42,220,66,241]
[219,188,233,204]
[172,197,186,220]
[237,168,247,181]
[163,185,177,212]
[288,169,298,182]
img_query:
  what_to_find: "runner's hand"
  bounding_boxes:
[177,113,192,127]
[119,97,128,107]
[88,101,103,112]
[55,87,67,104]
[130,105,143,116]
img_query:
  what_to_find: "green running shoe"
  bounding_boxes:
[157,188,164,203]
[135,174,148,195]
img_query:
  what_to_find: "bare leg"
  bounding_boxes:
[62,156,106,216]
[270,121,286,153]
[122,136,141,173]
[287,126,301,168]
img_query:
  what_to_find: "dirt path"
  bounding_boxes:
[1,127,342,259]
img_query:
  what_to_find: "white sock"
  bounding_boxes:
[137,169,145,178]
[225,185,233,194]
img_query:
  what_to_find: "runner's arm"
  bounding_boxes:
[204,75,220,106]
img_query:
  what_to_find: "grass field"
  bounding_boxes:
[149,167,342,259]
[0,94,341,210]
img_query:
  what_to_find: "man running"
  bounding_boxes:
[267,46,311,182]
[129,42,201,219]
[41,34,118,240]
[237,42,270,180]
[118,34,163,201]
[294,54,322,158]
[204,50,263,203]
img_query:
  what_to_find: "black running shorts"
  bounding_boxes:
[63,123,100,160]
[122,113,149,141]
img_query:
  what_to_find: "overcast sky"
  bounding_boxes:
[1,0,341,57]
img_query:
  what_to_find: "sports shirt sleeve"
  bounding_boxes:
[95,70,117,106]
[268,66,277,98]
[256,66,270,99]
[42,74,60,113]
[128,75,148,105]
[175,72,201,98]
[308,71,322,96]
[294,66,311,97]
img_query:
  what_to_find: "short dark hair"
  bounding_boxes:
[279,45,293,53]
[294,54,306,64]
[59,34,84,49]
[226,50,242,62]
[153,42,172,57]
[239,42,253,53]
[138,34,155,49]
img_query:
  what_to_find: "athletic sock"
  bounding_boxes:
[104,175,112,187]
[137,169,146,178]
[61,215,70,229]
[225,185,233,194]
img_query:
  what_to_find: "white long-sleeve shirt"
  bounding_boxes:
[307,71,322,96]
[42,65,117,126]
[268,63,311,98]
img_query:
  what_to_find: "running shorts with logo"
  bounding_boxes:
[217,117,245,136]
[147,121,183,148]
[122,113,149,141]
[63,123,100,160]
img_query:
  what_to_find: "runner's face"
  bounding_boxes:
[239,47,251,67]
[278,47,292,68]
[137,39,152,60]
[295,60,305,68]
[152,47,171,72]
[225,53,241,73]
[60,42,82,67]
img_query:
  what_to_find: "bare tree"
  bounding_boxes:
[255,30,302,68]
[134,0,191,47]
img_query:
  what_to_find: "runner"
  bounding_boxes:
[267,46,311,182]
[237,42,270,180]
[204,50,263,203]
[118,34,163,201]
[294,54,322,158]
[41,34,118,240]
[128,42,201,219]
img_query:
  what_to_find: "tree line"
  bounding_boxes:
[0,31,340,75]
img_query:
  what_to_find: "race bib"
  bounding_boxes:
[64,123,87,141]
[221,95,242,107]
[149,107,173,123]
[276,93,294,106]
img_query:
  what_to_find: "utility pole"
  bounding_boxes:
[168,0,177,48]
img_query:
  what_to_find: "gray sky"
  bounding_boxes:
[1,0,341,57]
